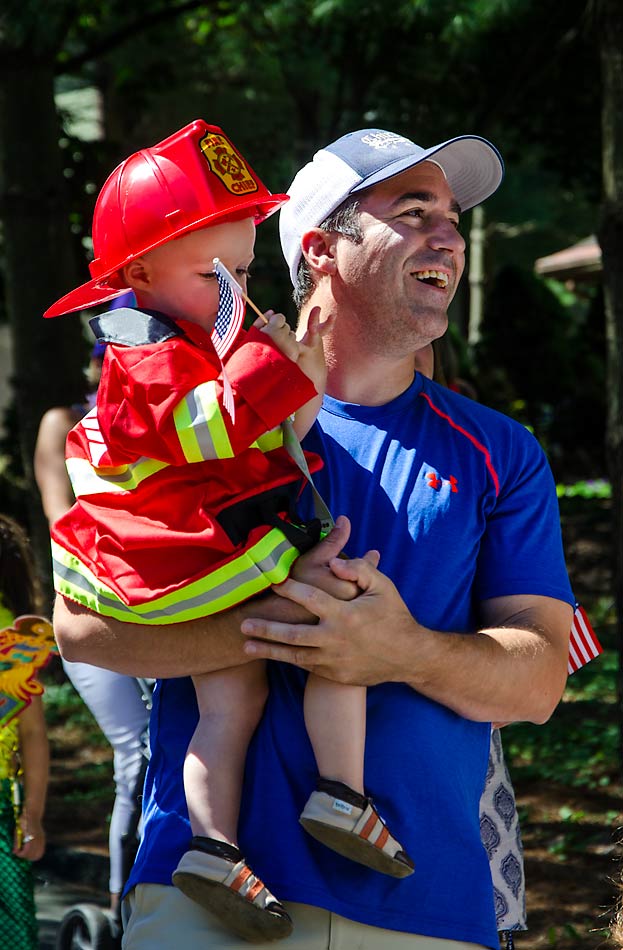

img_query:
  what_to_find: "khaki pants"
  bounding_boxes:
[122,884,488,950]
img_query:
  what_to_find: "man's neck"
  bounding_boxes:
[324,342,416,406]
[300,290,419,407]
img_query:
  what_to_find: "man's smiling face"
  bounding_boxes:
[332,161,466,355]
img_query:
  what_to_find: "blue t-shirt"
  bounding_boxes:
[126,374,573,948]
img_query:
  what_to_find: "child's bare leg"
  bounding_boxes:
[304,673,366,794]
[300,672,414,879]
[173,661,292,940]
[184,661,268,845]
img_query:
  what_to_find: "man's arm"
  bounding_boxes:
[53,592,300,677]
[53,517,362,677]
[240,555,572,726]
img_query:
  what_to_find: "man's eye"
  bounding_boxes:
[236,267,252,279]
[199,272,217,280]
[405,208,424,218]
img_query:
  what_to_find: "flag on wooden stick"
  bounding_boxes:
[211,259,246,422]
[212,259,246,360]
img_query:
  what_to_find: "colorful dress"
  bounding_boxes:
[51,308,322,625]
[0,718,37,950]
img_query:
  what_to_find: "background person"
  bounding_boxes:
[34,325,149,921]
[0,514,49,950]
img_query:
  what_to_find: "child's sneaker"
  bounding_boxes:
[172,837,292,941]
[299,779,414,879]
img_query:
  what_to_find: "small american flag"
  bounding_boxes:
[211,259,245,361]
[568,603,602,675]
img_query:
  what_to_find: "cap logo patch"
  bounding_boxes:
[199,131,259,196]
[361,131,411,151]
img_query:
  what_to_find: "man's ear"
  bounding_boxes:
[123,258,150,290]
[300,228,338,276]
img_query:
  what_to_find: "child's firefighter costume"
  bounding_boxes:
[45,121,324,625]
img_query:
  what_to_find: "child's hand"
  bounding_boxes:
[294,306,333,393]
[291,519,381,602]
[256,311,300,362]
[256,307,332,394]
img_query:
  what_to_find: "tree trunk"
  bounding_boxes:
[596,0,623,774]
[468,205,485,347]
[0,53,85,598]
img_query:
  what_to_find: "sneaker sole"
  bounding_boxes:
[172,869,293,942]
[299,817,414,878]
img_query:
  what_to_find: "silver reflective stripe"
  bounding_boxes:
[180,388,221,460]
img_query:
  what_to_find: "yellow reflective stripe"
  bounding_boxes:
[66,456,168,497]
[66,423,284,499]
[173,379,233,462]
[250,425,284,454]
[51,529,298,625]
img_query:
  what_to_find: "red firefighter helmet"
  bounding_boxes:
[44,120,288,317]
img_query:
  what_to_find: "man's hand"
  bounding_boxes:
[242,552,573,726]
[242,553,411,686]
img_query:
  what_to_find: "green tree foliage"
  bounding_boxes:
[475,266,606,479]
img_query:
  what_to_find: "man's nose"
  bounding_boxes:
[427,217,466,254]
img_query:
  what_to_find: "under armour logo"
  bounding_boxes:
[427,472,458,493]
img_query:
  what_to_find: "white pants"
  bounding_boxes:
[62,661,150,894]
[122,884,488,950]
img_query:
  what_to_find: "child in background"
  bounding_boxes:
[45,121,413,942]
[0,515,49,950]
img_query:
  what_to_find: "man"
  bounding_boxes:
[54,128,573,949]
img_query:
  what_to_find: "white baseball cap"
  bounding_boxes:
[279,128,504,284]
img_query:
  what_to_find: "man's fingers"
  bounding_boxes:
[242,619,317,662]
[244,638,315,665]
[242,578,334,641]
[272,576,332,620]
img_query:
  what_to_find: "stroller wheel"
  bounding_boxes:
[55,902,118,950]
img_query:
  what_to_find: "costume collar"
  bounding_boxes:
[90,308,216,353]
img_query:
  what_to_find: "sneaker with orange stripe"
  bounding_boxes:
[172,844,292,941]
[299,789,415,879]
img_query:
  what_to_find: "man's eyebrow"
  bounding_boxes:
[391,191,462,215]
